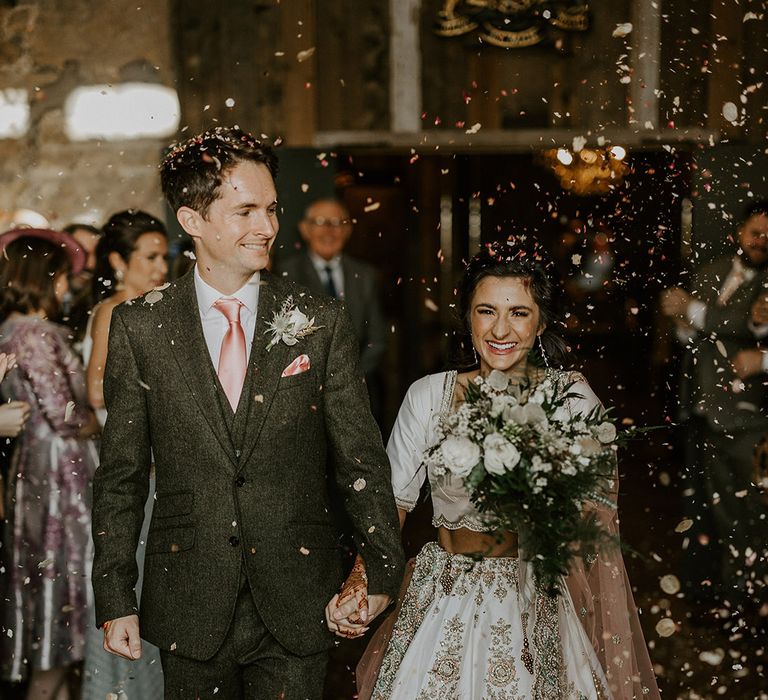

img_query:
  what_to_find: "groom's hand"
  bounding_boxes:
[325,592,391,639]
[325,556,391,638]
[102,614,142,660]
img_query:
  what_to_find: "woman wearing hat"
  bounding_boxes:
[0,229,99,698]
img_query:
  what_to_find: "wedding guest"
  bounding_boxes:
[660,200,768,604]
[346,238,659,699]
[277,199,387,418]
[86,210,168,417]
[61,223,102,347]
[0,229,99,699]
[80,210,167,700]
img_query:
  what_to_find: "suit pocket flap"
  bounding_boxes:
[146,527,195,555]
[154,490,194,518]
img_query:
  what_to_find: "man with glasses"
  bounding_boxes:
[278,199,387,419]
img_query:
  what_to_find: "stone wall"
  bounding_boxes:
[0,0,175,229]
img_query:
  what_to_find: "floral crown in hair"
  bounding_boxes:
[160,126,273,170]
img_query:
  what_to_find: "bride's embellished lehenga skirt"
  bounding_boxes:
[370,542,612,700]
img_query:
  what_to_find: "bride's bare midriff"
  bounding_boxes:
[437,526,519,558]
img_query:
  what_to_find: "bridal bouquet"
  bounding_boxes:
[423,370,629,595]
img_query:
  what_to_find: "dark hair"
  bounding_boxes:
[0,238,71,319]
[93,209,167,301]
[741,199,768,224]
[456,237,568,368]
[160,126,279,217]
[63,223,101,237]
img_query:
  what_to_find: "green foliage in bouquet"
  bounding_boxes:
[423,369,640,597]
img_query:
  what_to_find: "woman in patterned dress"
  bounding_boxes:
[344,239,660,699]
[0,230,99,699]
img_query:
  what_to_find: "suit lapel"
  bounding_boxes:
[236,271,291,471]
[160,272,237,468]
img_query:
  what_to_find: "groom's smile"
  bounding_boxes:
[177,159,279,293]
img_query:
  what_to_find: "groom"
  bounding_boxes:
[91,127,404,699]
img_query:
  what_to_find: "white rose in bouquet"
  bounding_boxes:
[577,435,602,456]
[482,433,521,475]
[595,421,617,444]
[524,403,548,425]
[490,394,516,418]
[440,436,481,477]
[486,369,510,392]
[505,402,547,426]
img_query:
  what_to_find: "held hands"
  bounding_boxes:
[102,614,142,660]
[324,554,390,639]
[660,287,692,319]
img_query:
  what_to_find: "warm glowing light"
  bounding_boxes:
[541,146,629,196]
[0,89,29,139]
[64,82,180,141]
[610,146,626,161]
[556,148,573,165]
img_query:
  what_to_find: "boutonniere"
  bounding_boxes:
[265,296,323,351]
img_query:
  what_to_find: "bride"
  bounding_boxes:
[335,238,660,699]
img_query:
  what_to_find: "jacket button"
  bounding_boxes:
[229,536,240,547]
[235,476,246,487]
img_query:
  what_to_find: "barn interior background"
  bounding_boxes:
[1,1,767,697]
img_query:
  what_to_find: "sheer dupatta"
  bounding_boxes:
[561,374,660,699]
[563,487,661,699]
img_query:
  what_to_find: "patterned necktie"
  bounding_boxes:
[213,298,247,411]
[323,265,338,298]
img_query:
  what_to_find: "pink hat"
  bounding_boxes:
[0,228,86,275]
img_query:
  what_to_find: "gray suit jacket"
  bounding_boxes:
[91,269,404,661]
[679,255,768,433]
[276,253,387,376]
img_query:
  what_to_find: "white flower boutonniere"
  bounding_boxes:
[265,296,323,351]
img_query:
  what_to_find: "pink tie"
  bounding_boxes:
[214,298,247,411]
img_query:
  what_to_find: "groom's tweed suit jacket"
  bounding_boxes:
[91,269,404,661]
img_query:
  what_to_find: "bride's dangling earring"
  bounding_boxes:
[537,335,550,369]
[471,339,479,366]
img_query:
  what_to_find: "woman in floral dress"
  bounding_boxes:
[0,229,99,699]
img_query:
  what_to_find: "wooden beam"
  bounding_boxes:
[390,0,421,132]
[630,0,661,129]
[314,127,719,151]
[280,0,317,146]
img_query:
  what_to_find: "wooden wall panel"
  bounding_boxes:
[315,0,390,131]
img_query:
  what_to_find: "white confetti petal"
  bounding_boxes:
[722,101,739,123]
[612,22,633,38]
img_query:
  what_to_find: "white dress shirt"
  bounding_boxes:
[680,256,768,372]
[194,266,260,370]
[309,251,345,298]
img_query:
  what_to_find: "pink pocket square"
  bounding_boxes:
[281,354,311,378]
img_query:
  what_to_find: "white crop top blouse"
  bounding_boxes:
[387,370,604,532]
